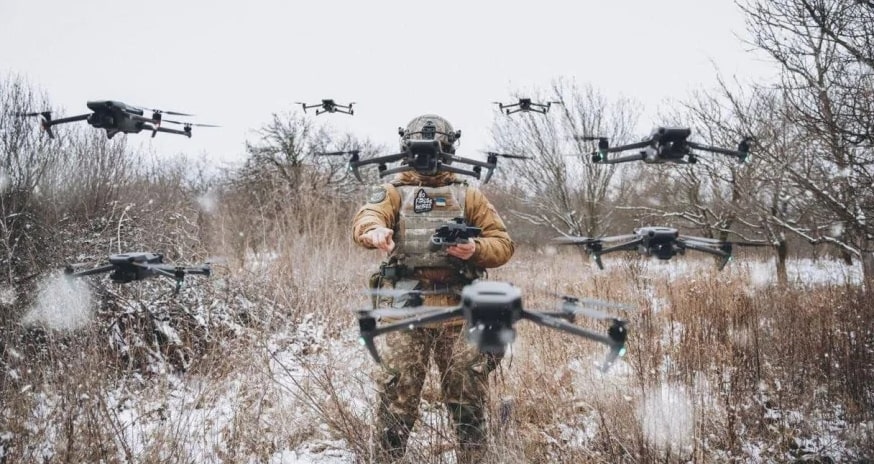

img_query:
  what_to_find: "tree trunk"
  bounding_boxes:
[861,250,874,293]
[776,239,789,287]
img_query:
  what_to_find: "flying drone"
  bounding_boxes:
[16,100,218,139]
[493,98,561,115]
[572,127,753,165]
[296,99,354,115]
[554,226,768,270]
[64,252,211,293]
[355,280,631,372]
[316,122,530,183]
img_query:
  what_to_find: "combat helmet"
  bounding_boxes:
[401,114,460,154]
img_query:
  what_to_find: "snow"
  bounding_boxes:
[0,284,16,307]
[22,272,93,331]
[3,257,871,462]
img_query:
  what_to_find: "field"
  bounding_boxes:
[2,242,872,463]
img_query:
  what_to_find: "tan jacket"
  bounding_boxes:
[352,171,515,270]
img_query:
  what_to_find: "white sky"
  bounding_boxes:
[0,0,778,167]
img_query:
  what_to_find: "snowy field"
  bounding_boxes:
[3,256,870,463]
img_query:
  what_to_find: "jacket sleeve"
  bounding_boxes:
[351,184,401,249]
[465,186,515,268]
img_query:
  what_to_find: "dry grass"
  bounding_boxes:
[3,206,873,463]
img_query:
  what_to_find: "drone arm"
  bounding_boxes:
[679,240,732,269]
[599,152,647,164]
[152,126,191,138]
[358,307,464,363]
[438,164,484,181]
[604,140,651,153]
[49,113,91,125]
[597,238,644,255]
[65,263,116,278]
[348,152,410,181]
[373,307,463,336]
[521,311,616,347]
[686,141,747,160]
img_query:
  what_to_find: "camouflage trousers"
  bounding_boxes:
[373,323,500,464]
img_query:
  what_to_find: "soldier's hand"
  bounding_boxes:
[447,240,476,260]
[363,227,395,253]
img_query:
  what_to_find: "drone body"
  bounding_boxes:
[576,127,752,165]
[356,280,629,372]
[554,226,768,270]
[65,252,211,292]
[493,98,561,115]
[16,100,216,139]
[297,99,354,115]
[317,120,530,184]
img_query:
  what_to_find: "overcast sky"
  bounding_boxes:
[0,0,778,167]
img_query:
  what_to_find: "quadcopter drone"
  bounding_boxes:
[554,226,768,270]
[316,121,530,184]
[16,100,217,139]
[355,280,631,372]
[296,99,354,115]
[573,127,753,165]
[493,98,562,115]
[64,252,211,293]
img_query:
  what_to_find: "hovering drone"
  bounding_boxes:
[356,280,631,372]
[296,99,354,115]
[316,121,530,183]
[16,100,217,139]
[554,226,768,270]
[493,98,561,115]
[573,127,753,165]
[64,252,211,293]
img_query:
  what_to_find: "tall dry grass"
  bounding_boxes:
[3,173,873,463]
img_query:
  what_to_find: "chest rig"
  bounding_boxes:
[390,182,468,271]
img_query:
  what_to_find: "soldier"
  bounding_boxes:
[352,114,514,463]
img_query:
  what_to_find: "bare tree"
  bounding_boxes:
[739,0,874,284]
[490,79,638,237]
[0,74,63,283]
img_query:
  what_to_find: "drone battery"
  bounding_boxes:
[654,127,692,141]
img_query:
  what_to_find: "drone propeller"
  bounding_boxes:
[315,150,361,157]
[15,111,55,137]
[365,288,459,298]
[163,119,220,128]
[561,301,628,323]
[133,106,194,117]
[480,151,533,160]
[679,235,768,248]
[553,234,636,245]
[352,306,451,319]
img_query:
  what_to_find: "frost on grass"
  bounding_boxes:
[22,272,93,331]
[639,383,694,454]
[0,284,16,307]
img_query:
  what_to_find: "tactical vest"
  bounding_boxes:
[390,183,467,270]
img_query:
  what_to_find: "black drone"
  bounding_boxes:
[493,98,561,115]
[316,122,530,184]
[356,280,631,372]
[296,99,354,115]
[554,226,768,270]
[16,100,217,139]
[573,127,753,165]
[64,252,211,292]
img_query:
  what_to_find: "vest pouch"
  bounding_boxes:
[390,279,421,308]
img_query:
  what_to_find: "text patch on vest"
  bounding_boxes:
[413,189,434,213]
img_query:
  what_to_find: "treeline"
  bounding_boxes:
[489,0,874,286]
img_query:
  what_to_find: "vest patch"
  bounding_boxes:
[413,189,434,213]
[368,185,387,204]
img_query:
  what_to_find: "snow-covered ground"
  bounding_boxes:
[3,257,871,463]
